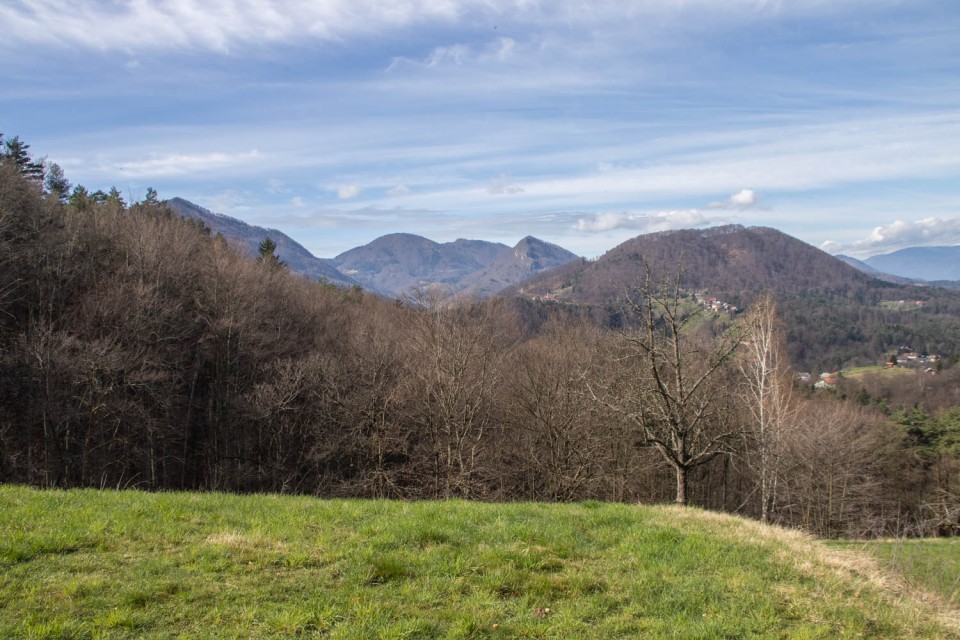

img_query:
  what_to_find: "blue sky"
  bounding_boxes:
[2,0,958,259]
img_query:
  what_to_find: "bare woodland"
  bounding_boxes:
[3,146,960,538]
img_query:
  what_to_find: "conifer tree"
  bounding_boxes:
[2,135,45,182]
[257,236,285,269]
[45,163,71,202]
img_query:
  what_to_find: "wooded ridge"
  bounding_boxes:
[3,135,960,539]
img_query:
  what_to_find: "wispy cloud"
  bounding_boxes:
[0,1,850,53]
[488,174,525,195]
[107,150,260,178]
[386,184,411,196]
[576,209,718,233]
[823,217,960,258]
[5,0,958,259]
[710,188,761,209]
[337,184,361,200]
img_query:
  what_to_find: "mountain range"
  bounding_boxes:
[164,198,960,332]
[156,199,960,370]
[166,198,579,298]
[329,233,579,298]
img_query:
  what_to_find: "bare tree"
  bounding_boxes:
[779,400,895,537]
[504,321,610,501]
[589,271,744,505]
[738,294,797,523]
[403,290,514,498]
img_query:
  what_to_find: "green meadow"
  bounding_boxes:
[832,538,960,605]
[1,486,957,639]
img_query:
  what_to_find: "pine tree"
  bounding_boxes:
[68,185,92,210]
[45,162,71,202]
[106,186,126,208]
[3,135,45,182]
[257,236,285,269]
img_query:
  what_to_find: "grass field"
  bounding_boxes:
[2,486,958,639]
[831,538,960,605]
[841,366,915,379]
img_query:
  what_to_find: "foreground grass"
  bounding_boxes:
[1,487,958,639]
[831,538,960,605]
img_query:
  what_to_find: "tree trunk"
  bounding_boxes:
[675,464,688,505]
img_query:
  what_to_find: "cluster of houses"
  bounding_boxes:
[795,348,942,390]
[888,350,940,372]
[692,291,740,315]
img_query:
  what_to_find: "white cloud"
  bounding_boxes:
[488,174,525,195]
[0,1,883,53]
[710,188,759,209]
[494,37,516,62]
[109,149,260,178]
[387,184,411,196]
[576,209,716,233]
[337,184,361,199]
[822,216,960,257]
[291,196,306,208]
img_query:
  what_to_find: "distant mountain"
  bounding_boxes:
[458,236,580,298]
[330,233,579,298]
[835,254,918,285]
[514,225,886,304]
[165,198,359,289]
[864,246,960,281]
[509,225,960,371]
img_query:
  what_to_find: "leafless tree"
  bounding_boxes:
[738,294,798,523]
[589,271,744,505]
[403,290,515,498]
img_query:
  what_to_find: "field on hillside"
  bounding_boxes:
[2,486,958,639]
[831,538,960,604]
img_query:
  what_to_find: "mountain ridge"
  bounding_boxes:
[165,197,360,289]
[864,246,960,281]
[166,198,580,299]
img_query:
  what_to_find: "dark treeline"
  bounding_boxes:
[2,140,960,539]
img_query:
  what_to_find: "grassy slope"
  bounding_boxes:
[832,538,960,605]
[1,487,957,639]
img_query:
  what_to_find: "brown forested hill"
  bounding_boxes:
[510,225,960,371]
[516,225,892,304]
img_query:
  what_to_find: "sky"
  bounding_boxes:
[2,0,958,259]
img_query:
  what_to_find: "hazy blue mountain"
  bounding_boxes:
[330,233,507,296]
[835,254,917,285]
[331,233,579,298]
[165,198,359,288]
[459,236,580,298]
[864,246,960,281]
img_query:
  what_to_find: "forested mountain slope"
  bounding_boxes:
[166,197,360,288]
[511,225,960,371]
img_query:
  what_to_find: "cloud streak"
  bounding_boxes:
[576,209,718,233]
[106,150,261,178]
[823,217,960,258]
[0,1,890,53]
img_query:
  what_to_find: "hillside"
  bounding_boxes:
[458,236,580,298]
[165,197,359,288]
[516,225,890,304]
[510,225,960,371]
[3,486,957,639]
